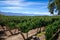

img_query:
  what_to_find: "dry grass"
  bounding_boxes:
[36,32,45,37]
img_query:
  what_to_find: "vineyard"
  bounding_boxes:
[0,14,60,40]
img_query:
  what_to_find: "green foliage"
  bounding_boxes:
[0,15,60,34]
[7,22,16,29]
[48,0,60,15]
[45,20,60,40]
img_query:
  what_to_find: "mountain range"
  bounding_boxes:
[0,12,49,16]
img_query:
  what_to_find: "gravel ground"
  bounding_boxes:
[37,34,45,40]
[57,33,60,40]
[5,34,24,40]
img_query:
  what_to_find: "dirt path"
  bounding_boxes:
[0,26,45,40]
[5,34,24,40]
[36,32,45,40]
[38,34,45,40]
[57,33,60,40]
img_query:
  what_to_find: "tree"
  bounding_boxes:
[6,22,16,35]
[16,21,31,40]
[48,0,60,15]
[45,21,60,40]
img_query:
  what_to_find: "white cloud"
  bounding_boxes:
[0,1,20,6]
[3,7,22,9]
[32,12,50,15]
[0,0,48,9]
[0,0,25,6]
[0,0,48,7]
[26,2,47,5]
[19,11,50,15]
[6,0,18,1]
[0,0,49,15]
[21,11,50,15]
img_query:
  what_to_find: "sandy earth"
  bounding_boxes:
[0,26,45,40]
[5,29,38,40]
[5,34,24,40]
[5,34,45,40]
[57,34,60,40]
[39,35,45,40]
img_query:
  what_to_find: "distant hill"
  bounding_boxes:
[0,12,49,16]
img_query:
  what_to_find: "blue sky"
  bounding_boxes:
[0,0,51,15]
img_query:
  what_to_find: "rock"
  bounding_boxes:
[0,25,4,31]
[11,29,19,35]
[5,31,12,36]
